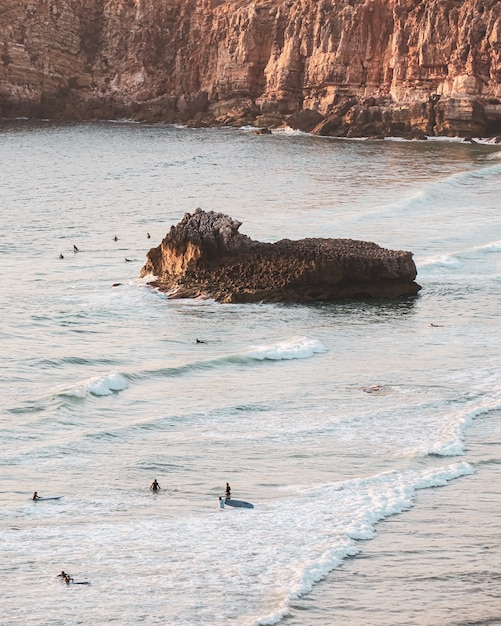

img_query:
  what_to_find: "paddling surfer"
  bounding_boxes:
[32,492,39,500]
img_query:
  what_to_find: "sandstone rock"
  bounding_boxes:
[0,0,500,138]
[140,209,421,303]
[286,109,324,132]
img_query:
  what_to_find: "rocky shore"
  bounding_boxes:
[1,0,500,139]
[140,209,421,303]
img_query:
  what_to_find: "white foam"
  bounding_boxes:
[250,462,474,625]
[417,253,462,268]
[472,239,501,253]
[59,371,128,398]
[418,237,501,269]
[403,389,501,458]
[0,455,475,626]
[247,337,327,361]
[276,126,308,136]
[86,372,128,396]
[138,273,158,283]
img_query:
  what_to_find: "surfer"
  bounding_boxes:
[218,496,225,509]
[57,571,68,579]
[73,245,79,253]
[113,235,118,241]
[59,253,64,259]
[64,574,74,585]
[225,482,231,499]
[196,338,206,344]
[150,479,160,492]
[32,492,39,500]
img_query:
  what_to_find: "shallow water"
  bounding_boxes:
[0,121,500,625]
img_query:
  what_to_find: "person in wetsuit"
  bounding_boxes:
[150,479,160,492]
[225,482,231,500]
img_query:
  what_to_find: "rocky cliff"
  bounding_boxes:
[140,208,421,302]
[1,0,500,137]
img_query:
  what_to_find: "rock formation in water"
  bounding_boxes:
[140,208,421,303]
[1,0,500,138]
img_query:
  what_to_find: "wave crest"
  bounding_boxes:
[61,372,128,398]
[247,337,327,361]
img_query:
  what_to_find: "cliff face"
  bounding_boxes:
[1,0,500,137]
[140,208,421,303]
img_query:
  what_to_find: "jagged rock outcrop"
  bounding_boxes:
[1,0,500,138]
[140,208,421,303]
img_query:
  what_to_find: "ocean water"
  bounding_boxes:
[0,121,500,626]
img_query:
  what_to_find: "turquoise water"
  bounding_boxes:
[0,121,500,625]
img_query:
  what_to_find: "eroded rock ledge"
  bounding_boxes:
[140,209,421,303]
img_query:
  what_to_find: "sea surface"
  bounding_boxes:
[0,121,500,626]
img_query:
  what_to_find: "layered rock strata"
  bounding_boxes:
[140,209,421,303]
[1,0,500,138]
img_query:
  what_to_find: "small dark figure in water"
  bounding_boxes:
[32,492,39,501]
[147,232,151,239]
[73,245,79,253]
[150,479,160,492]
[64,574,74,585]
[196,338,206,344]
[225,482,231,499]
[125,258,133,262]
[59,253,64,259]
[57,571,68,579]
[113,235,118,241]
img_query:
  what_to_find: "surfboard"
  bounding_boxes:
[70,581,91,585]
[33,496,64,501]
[224,498,254,509]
